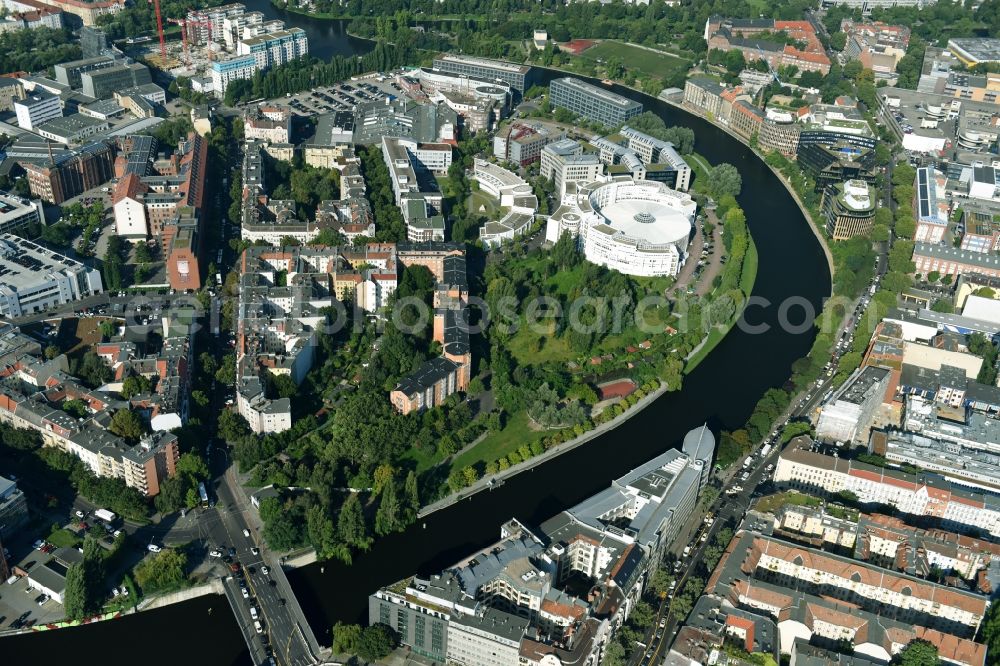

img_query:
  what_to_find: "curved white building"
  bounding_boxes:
[547,177,696,277]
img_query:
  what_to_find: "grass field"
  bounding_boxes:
[449,411,545,472]
[577,40,690,79]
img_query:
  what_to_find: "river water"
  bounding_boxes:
[1,7,831,665]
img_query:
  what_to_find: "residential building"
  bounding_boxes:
[36,113,108,144]
[20,140,115,204]
[431,54,534,94]
[0,190,41,235]
[0,234,103,317]
[244,103,291,144]
[705,16,831,74]
[775,436,1000,537]
[549,77,643,127]
[820,0,937,14]
[824,179,876,240]
[32,0,123,26]
[0,475,28,538]
[841,20,910,83]
[211,26,308,97]
[815,365,891,443]
[683,77,725,118]
[698,524,988,665]
[80,62,151,100]
[540,139,603,198]
[914,166,949,244]
[14,90,61,130]
[0,0,63,32]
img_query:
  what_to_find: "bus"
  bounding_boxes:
[198,482,209,507]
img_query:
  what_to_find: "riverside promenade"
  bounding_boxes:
[418,381,670,518]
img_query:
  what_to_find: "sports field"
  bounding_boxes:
[576,40,690,79]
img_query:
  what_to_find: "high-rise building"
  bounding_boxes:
[823,179,877,240]
[79,25,108,58]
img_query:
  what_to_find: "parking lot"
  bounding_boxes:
[283,78,399,117]
[0,573,65,632]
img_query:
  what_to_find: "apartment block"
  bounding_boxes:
[705,16,831,74]
[0,475,28,538]
[775,437,1000,537]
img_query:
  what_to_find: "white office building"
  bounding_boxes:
[0,234,104,317]
[14,90,61,130]
[0,191,41,235]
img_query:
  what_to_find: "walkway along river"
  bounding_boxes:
[1,18,832,666]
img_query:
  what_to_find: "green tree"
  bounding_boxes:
[134,548,188,594]
[357,624,398,662]
[120,374,153,399]
[403,470,420,519]
[891,639,939,666]
[109,409,145,442]
[338,493,371,550]
[332,622,362,655]
[707,163,742,198]
[374,481,401,536]
[63,562,88,620]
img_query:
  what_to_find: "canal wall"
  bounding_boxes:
[138,579,225,611]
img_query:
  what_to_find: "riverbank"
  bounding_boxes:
[418,380,670,518]
[137,580,224,612]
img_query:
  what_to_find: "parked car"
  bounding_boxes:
[241,587,250,599]
[147,544,161,553]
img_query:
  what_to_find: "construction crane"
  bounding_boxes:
[148,0,166,62]
[166,18,190,66]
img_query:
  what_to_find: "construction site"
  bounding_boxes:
[130,1,309,97]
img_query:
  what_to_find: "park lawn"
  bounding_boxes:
[577,40,690,79]
[449,411,545,473]
[740,236,759,296]
[399,442,448,476]
[48,528,81,549]
[508,319,577,366]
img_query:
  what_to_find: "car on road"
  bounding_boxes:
[241,586,249,599]
[254,620,263,634]
[250,606,258,620]
[261,566,269,575]
[243,529,251,538]
[147,544,161,553]
[210,549,222,558]
[250,547,259,555]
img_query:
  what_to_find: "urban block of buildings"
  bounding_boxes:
[0,323,185,497]
[381,136,451,242]
[704,16,831,75]
[370,427,715,665]
[111,132,209,290]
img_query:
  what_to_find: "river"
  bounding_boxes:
[1,7,831,665]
